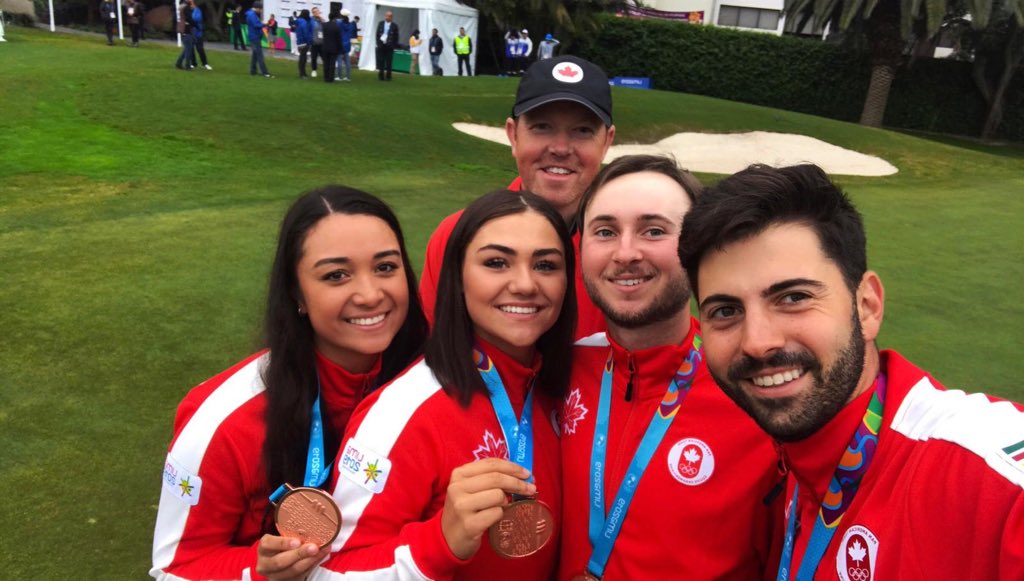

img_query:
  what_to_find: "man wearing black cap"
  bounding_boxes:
[418,56,616,340]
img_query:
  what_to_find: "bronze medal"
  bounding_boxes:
[488,498,554,559]
[273,484,341,549]
[569,573,601,581]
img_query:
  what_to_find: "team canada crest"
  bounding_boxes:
[667,438,714,486]
[560,388,589,435]
[552,62,584,83]
[837,525,878,581]
[473,430,509,461]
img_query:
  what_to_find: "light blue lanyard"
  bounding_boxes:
[775,374,886,581]
[586,336,703,577]
[476,349,535,481]
[269,376,332,502]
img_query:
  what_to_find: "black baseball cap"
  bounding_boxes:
[512,56,613,126]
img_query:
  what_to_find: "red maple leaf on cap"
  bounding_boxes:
[557,65,579,78]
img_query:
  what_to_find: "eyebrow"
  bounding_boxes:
[699,278,826,309]
[313,249,400,268]
[477,244,564,258]
[588,213,673,225]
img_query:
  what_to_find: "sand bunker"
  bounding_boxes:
[452,123,898,177]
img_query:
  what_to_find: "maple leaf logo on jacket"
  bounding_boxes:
[473,430,509,460]
[560,388,589,435]
[838,526,877,581]
[679,446,702,477]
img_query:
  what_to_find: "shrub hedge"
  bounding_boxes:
[575,14,1023,142]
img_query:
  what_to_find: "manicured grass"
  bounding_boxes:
[0,26,1021,578]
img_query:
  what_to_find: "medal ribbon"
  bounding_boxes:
[474,346,536,483]
[586,335,703,578]
[269,374,333,502]
[775,373,886,581]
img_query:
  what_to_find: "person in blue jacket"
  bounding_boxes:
[295,9,312,78]
[337,9,356,81]
[191,1,211,70]
[247,1,271,77]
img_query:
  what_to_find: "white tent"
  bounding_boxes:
[355,0,478,76]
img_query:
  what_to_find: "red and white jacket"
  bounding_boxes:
[151,351,378,581]
[559,321,783,580]
[310,339,561,581]
[779,350,1024,581]
[418,176,606,340]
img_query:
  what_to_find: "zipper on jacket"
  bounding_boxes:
[624,354,636,402]
[763,441,789,506]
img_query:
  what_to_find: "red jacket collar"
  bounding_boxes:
[315,350,381,437]
[779,352,897,503]
[475,335,542,412]
[605,317,701,402]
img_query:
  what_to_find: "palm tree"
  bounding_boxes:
[784,0,1019,127]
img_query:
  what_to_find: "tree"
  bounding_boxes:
[785,0,1020,128]
[958,3,1024,138]
[461,0,618,65]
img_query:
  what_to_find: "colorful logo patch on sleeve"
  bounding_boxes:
[162,454,203,506]
[338,438,392,494]
[1000,438,1024,474]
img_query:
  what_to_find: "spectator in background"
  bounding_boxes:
[519,28,533,69]
[99,0,117,45]
[375,10,399,81]
[321,9,341,83]
[337,9,356,81]
[266,13,278,56]
[230,4,246,50]
[295,9,311,78]
[246,1,271,77]
[175,0,195,69]
[428,27,443,75]
[125,0,143,47]
[191,0,211,70]
[408,29,422,75]
[454,25,472,76]
[310,6,324,77]
[537,33,559,60]
[288,11,299,55]
[353,15,361,36]
[503,29,518,76]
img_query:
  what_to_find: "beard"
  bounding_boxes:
[585,268,692,330]
[709,309,866,443]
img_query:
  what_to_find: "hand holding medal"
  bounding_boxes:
[260,380,341,578]
[441,458,542,560]
[255,532,331,581]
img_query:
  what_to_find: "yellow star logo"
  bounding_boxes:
[363,460,382,484]
[179,476,194,497]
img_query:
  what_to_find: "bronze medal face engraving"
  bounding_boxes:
[488,499,554,559]
[274,486,341,549]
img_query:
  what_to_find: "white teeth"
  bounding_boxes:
[348,314,386,326]
[500,305,539,314]
[751,368,803,387]
[545,167,571,175]
[614,278,644,287]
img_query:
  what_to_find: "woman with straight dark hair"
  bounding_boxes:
[151,186,428,581]
[312,190,575,580]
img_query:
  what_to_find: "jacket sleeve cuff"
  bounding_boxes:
[245,539,268,581]
[406,511,469,579]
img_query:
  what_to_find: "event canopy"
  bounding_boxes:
[354,0,477,76]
